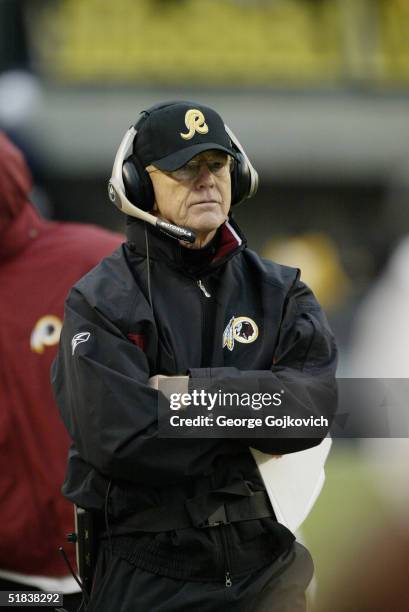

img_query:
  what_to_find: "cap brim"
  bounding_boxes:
[152,143,238,171]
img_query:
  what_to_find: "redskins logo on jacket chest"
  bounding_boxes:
[223,316,259,352]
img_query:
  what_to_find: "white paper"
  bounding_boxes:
[250,437,332,532]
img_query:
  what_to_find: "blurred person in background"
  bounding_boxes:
[52,101,337,612]
[314,518,409,612]
[0,132,123,610]
[0,69,52,219]
[347,163,409,516]
[340,163,409,612]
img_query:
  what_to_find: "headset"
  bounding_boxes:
[108,107,259,244]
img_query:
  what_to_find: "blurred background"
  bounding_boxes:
[1,0,409,609]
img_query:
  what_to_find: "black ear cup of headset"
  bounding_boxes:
[122,153,155,212]
[230,150,253,207]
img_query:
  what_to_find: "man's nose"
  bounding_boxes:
[195,163,215,187]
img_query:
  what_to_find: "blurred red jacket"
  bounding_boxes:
[0,132,123,578]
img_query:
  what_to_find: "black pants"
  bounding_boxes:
[87,541,313,612]
[0,578,83,612]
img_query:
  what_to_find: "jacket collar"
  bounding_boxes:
[126,216,246,274]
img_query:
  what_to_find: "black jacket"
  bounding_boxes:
[52,217,337,583]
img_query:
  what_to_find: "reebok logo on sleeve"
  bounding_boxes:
[71,332,91,355]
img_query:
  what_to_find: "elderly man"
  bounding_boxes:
[52,101,337,611]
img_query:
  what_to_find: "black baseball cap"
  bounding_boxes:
[134,101,238,171]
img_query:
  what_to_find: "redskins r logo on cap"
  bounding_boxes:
[180,109,209,140]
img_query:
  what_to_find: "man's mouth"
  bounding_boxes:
[191,200,220,206]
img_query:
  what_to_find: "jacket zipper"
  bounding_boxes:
[197,279,211,298]
[219,525,233,587]
[197,275,231,585]
[196,278,213,366]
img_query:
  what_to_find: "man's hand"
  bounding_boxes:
[148,375,189,394]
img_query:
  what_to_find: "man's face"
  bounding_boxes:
[147,150,232,244]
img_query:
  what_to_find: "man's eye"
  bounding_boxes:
[209,162,224,171]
